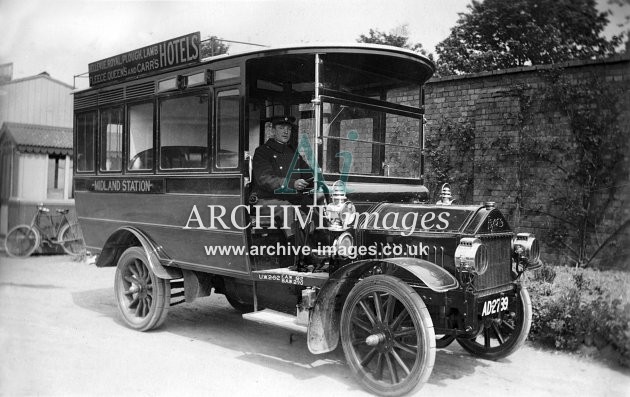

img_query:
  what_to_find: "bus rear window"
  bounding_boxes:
[76,112,96,172]
[160,94,209,169]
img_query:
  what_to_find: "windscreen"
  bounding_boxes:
[318,101,422,178]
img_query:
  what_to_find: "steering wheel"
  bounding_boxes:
[302,176,330,205]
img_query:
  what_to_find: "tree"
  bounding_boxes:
[357,25,432,58]
[435,0,625,75]
[200,36,229,58]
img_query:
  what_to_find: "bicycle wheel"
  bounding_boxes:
[5,225,41,258]
[58,223,85,256]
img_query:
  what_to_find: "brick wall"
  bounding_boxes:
[423,55,630,268]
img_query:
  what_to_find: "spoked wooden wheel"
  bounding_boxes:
[114,247,170,331]
[5,225,40,258]
[457,287,532,360]
[340,275,435,397]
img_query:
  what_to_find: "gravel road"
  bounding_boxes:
[0,254,628,396]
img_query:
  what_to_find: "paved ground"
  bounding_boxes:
[0,254,629,396]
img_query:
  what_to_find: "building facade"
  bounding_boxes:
[0,67,74,242]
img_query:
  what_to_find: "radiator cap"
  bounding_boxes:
[484,201,495,209]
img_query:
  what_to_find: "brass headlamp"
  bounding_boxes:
[454,237,489,275]
[512,233,541,268]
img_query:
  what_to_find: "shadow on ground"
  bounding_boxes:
[72,287,490,390]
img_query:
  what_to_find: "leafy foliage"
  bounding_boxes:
[526,264,630,367]
[200,36,229,58]
[435,0,625,75]
[510,71,629,267]
[468,69,628,268]
[537,72,629,266]
[357,25,432,58]
[424,117,475,203]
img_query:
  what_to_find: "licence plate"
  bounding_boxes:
[480,296,509,316]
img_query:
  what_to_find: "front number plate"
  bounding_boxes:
[481,296,509,316]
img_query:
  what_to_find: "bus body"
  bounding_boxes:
[74,37,541,396]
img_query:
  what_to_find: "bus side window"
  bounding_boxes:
[76,111,97,172]
[100,107,123,172]
[215,89,240,169]
[128,102,154,171]
[159,93,209,170]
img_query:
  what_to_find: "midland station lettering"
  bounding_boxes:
[94,180,153,192]
[89,32,200,86]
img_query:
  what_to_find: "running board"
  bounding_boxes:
[242,309,307,334]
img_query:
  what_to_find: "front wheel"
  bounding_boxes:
[340,275,435,397]
[114,247,170,331]
[457,286,532,360]
[58,223,84,256]
[5,225,40,258]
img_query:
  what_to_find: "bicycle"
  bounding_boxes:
[4,204,85,258]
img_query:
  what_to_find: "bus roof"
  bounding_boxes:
[75,43,435,94]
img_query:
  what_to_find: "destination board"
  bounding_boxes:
[88,32,201,87]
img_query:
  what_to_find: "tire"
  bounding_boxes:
[5,225,40,258]
[340,275,435,397]
[225,294,255,313]
[58,223,84,256]
[114,247,170,331]
[435,334,456,348]
[457,286,532,360]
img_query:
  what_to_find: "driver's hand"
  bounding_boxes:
[294,179,309,190]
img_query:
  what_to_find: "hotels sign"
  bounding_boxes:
[88,32,201,87]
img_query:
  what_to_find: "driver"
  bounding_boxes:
[251,115,312,244]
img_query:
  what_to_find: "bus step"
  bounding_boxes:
[170,280,184,289]
[242,309,307,334]
[252,267,329,288]
[170,299,185,306]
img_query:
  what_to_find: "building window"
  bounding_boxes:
[100,107,124,171]
[76,112,96,172]
[128,102,154,171]
[159,93,208,169]
[47,155,66,199]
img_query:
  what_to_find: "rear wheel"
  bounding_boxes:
[340,275,435,397]
[5,225,40,258]
[58,223,84,256]
[225,294,255,313]
[457,287,531,360]
[114,247,170,331]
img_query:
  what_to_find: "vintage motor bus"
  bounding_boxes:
[73,33,542,396]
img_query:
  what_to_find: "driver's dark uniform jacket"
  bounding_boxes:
[251,138,312,237]
[251,138,312,204]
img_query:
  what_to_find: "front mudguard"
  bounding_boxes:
[307,257,458,354]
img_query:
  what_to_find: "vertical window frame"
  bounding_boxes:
[157,89,211,173]
[75,110,97,174]
[98,106,125,173]
[126,100,156,173]
[214,87,241,172]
